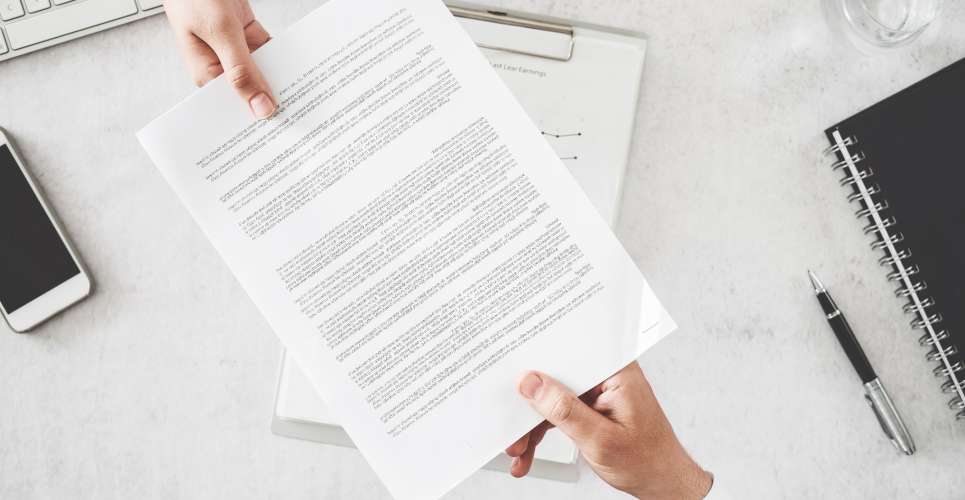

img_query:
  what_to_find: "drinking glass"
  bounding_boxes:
[835,0,943,48]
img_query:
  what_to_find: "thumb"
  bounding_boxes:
[206,22,276,119]
[518,371,612,449]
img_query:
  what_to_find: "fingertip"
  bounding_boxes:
[505,434,529,458]
[250,92,277,119]
[509,457,522,477]
[513,446,536,477]
[518,371,543,399]
[509,456,532,478]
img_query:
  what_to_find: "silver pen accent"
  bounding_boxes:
[863,379,916,455]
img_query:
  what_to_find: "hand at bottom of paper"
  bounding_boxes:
[506,361,713,500]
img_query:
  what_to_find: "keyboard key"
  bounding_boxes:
[137,0,161,10]
[23,0,50,13]
[0,29,8,54]
[0,0,24,21]
[6,0,137,50]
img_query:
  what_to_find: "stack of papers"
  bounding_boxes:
[138,1,673,498]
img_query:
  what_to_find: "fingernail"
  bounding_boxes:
[519,373,543,399]
[250,92,276,119]
[511,457,519,468]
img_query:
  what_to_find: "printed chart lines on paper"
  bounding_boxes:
[541,130,583,139]
[540,130,582,160]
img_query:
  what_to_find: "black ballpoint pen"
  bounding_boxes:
[808,270,916,455]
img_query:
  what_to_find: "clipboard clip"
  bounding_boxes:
[448,6,575,61]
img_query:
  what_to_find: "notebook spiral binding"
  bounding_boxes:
[825,130,965,420]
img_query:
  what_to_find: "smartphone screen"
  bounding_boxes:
[0,144,80,313]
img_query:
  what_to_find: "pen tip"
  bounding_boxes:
[807,270,825,293]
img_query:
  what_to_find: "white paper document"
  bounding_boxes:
[138,1,671,498]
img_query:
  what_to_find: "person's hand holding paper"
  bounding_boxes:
[164,0,277,119]
[507,361,713,499]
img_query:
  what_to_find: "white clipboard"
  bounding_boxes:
[271,1,650,482]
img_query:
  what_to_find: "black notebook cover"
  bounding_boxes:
[825,57,965,418]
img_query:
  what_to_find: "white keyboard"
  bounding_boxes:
[0,0,163,62]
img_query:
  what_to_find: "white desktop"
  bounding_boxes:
[2,1,965,499]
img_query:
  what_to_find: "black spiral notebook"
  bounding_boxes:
[824,57,965,421]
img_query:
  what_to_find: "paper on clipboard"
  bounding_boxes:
[273,1,669,483]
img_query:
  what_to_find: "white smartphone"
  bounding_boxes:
[0,128,91,333]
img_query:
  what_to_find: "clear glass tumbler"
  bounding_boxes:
[836,0,943,48]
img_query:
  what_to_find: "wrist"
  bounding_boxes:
[683,467,714,500]
[630,460,713,500]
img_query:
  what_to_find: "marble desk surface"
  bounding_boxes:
[2,1,964,499]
